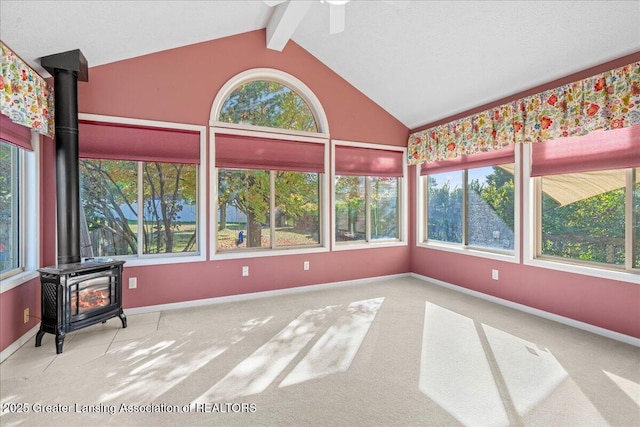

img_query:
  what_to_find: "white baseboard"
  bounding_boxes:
[410,273,640,347]
[0,324,40,363]
[124,273,409,316]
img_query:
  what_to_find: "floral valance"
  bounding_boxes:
[408,61,640,165]
[1,41,54,138]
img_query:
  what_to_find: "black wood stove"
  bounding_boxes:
[36,259,127,354]
[35,49,126,354]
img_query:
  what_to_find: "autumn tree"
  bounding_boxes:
[217,79,320,248]
[80,159,197,256]
[0,143,15,270]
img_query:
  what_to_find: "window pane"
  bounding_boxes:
[80,159,138,256]
[219,80,318,132]
[427,172,463,244]
[142,162,198,254]
[0,142,19,273]
[217,169,270,250]
[467,165,515,251]
[335,176,365,242]
[541,169,625,266]
[371,177,399,240]
[275,172,320,247]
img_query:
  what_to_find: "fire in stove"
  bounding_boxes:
[71,287,112,315]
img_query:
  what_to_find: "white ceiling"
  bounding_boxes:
[1,0,639,129]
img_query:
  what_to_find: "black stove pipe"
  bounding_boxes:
[41,50,88,265]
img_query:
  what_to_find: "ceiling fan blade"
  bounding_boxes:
[329,3,346,34]
[264,0,287,7]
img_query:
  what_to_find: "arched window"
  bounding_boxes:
[211,69,329,258]
[210,68,328,134]
[219,80,318,132]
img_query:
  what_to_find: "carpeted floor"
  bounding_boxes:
[1,276,639,426]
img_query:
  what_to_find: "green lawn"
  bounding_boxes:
[217,227,317,250]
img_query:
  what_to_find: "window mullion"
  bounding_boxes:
[17,148,24,270]
[270,171,276,248]
[625,168,635,270]
[365,176,371,241]
[423,176,429,243]
[137,162,144,256]
[462,170,468,246]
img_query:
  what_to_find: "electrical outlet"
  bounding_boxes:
[304,261,310,271]
[242,266,249,276]
[24,308,29,323]
[129,277,137,289]
[492,269,499,280]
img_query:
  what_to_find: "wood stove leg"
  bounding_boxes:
[35,328,45,347]
[119,311,127,328]
[55,332,66,354]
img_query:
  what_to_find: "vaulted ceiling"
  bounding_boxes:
[1,0,639,129]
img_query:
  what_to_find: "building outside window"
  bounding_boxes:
[420,146,516,255]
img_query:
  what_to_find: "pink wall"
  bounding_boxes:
[121,249,409,309]
[78,30,408,146]
[0,278,41,351]
[410,247,640,338]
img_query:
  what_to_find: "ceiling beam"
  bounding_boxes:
[266,1,312,51]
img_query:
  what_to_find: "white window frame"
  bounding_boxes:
[209,69,330,260]
[416,144,520,264]
[523,143,640,284]
[78,113,207,267]
[331,140,408,251]
[0,132,40,293]
[210,127,330,260]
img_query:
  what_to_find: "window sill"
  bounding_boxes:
[115,253,207,268]
[0,270,39,294]
[416,241,518,263]
[212,246,329,260]
[333,240,407,251]
[524,257,640,284]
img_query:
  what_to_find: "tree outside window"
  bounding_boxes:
[216,79,323,253]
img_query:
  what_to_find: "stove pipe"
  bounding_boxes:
[41,50,88,265]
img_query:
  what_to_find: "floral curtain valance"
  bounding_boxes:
[408,61,640,165]
[1,41,54,138]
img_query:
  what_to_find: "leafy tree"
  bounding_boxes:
[427,176,463,243]
[0,143,15,271]
[476,167,515,230]
[217,80,321,248]
[80,160,138,255]
[371,177,398,239]
[542,188,625,265]
[220,80,317,132]
[80,159,197,256]
[335,176,364,239]
[218,170,319,248]
[143,162,197,253]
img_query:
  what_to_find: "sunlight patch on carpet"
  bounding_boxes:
[280,297,384,387]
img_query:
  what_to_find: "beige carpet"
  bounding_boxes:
[1,276,639,426]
